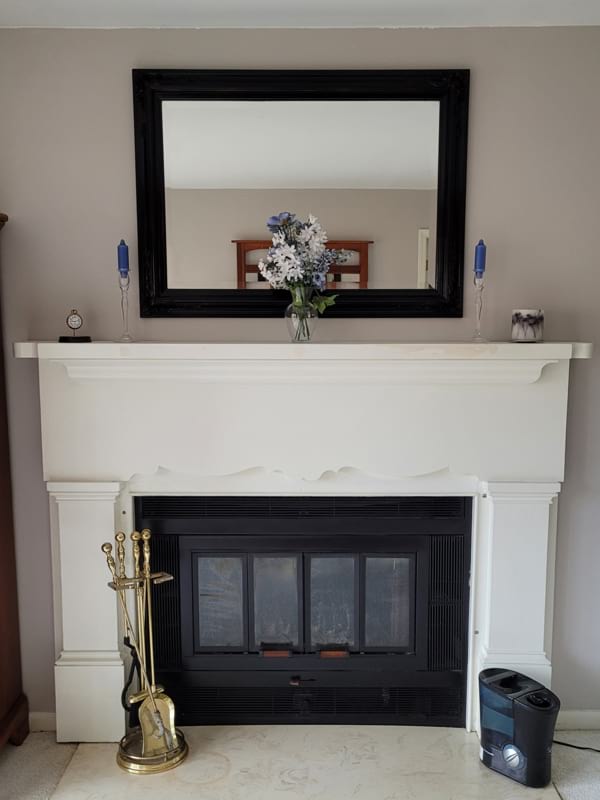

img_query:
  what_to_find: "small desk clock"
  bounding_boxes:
[58,309,92,343]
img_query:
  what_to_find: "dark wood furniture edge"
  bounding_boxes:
[0,693,29,747]
[232,239,372,289]
[0,214,30,748]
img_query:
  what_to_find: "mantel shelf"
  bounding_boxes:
[14,340,592,385]
[13,340,593,361]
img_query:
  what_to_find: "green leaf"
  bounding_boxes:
[311,294,338,315]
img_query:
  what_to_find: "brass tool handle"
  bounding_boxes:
[142,529,151,578]
[112,533,128,635]
[131,531,141,578]
[101,542,118,581]
[131,531,146,690]
[115,531,127,579]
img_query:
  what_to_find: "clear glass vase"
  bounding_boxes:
[285,286,318,343]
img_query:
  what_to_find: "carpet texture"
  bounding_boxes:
[0,732,76,800]
[553,731,600,800]
[0,729,598,799]
[49,726,559,800]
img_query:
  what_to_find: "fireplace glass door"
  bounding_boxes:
[193,551,414,656]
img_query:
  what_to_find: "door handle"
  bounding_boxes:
[289,675,316,687]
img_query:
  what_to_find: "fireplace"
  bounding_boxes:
[136,495,471,726]
[16,340,590,740]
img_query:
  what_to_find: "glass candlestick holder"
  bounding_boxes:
[472,273,487,343]
[118,273,133,343]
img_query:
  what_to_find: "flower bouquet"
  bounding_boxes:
[258,212,348,342]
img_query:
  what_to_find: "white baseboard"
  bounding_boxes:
[29,712,57,732]
[557,710,600,730]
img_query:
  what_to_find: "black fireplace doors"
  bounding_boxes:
[136,496,471,726]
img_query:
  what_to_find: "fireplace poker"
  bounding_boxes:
[115,532,142,726]
[131,531,147,691]
[141,530,157,691]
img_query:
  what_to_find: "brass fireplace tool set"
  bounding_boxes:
[101,530,188,774]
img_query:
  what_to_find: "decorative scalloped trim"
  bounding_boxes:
[125,464,482,495]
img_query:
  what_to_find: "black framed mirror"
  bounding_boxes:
[133,69,469,317]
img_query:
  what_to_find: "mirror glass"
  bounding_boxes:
[162,100,440,291]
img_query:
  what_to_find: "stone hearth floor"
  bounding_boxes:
[50,725,560,800]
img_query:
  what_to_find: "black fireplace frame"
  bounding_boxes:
[179,535,424,670]
[136,496,471,726]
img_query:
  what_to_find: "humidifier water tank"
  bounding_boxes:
[479,668,560,788]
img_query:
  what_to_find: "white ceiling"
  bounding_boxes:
[1,0,600,28]
[162,100,439,190]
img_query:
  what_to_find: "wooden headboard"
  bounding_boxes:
[232,239,372,290]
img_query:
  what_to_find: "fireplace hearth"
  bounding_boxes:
[136,495,471,726]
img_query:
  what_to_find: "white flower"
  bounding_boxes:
[258,213,342,296]
[298,214,328,258]
[272,243,301,271]
[258,259,280,288]
[286,265,304,282]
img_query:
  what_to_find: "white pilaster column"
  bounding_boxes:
[48,482,125,742]
[476,482,560,691]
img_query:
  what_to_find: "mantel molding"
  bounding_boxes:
[47,358,559,385]
[13,341,592,385]
[47,482,122,502]
[485,481,561,504]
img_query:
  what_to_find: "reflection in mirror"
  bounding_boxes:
[163,100,439,291]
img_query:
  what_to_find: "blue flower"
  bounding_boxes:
[313,273,326,290]
[267,211,296,231]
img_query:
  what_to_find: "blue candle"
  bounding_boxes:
[474,239,486,276]
[117,239,129,277]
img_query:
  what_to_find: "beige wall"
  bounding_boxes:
[165,188,436,289]
[0,27,599,715]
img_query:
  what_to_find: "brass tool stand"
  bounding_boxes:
[101,530,188,774]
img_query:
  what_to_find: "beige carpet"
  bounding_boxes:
[553,731,600,800]
[0,733,75,800]
[50,726,559,800]
[0,728,597,800]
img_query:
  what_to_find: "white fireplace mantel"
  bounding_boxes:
[14,340,591,385]
[15,341,592,741]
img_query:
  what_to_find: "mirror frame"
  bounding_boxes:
[133,69,469,318]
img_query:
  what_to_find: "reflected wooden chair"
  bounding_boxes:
[232,240,372,289]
